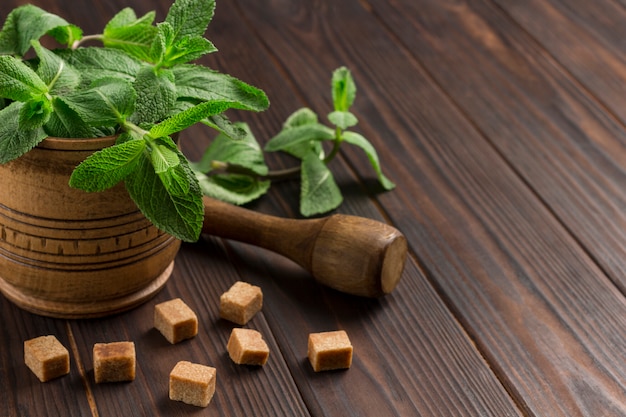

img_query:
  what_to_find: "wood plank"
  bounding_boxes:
[361,0,626,293]
[68,239,311,416]
[493,0,626,122]
[199,1,525,416]
[0,298,95,416]
[231,0,626,415]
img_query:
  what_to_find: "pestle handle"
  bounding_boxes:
[202,196,407,297]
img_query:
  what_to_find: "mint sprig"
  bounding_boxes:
[198,66,394,216]
[125,149,204,242]
[0,5,81,56]
[0,0,393,243]
[102,8,157,62]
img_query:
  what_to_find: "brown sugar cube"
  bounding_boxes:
[227,328,270,366]
[93,341,136,383]
[307,330,353,372]
[219,281,262,325]
[169,361,216,408]
[24,335,70,382]
[154,298,198,344]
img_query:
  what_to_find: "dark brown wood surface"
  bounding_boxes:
[1,0,625,416]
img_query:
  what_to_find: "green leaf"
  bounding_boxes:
[125,151,204,242]
[149,99,239,138]
[46,98,100,138]
[193,123,268,176]
[19,96,52,130]
[61,47,142,86]
[166,36,217,66]
[202,114,247,140]
[0,102,47,163]
[0,5,74,56]
[132,66,176,124]
[283,107,318,128]
[148,22,171,65]
[165,0,216,41]
[0,55,48,101]
[328,110,358,130]
[332,66,356,112]
[105,7,152,29]
[173,65,269,112]
[264,123,335,152]
[342,131,395,190]
[60,78,136,126]
[300,152,343,217]
[32,41,80,96]
[150,142,180,174]
[48,24,83,47]
[103,8,158,62]
[278,108,324,159]
[159,164,192,196]
[151,138,193,197]
[69,139,146,192]
[196,172,270,206]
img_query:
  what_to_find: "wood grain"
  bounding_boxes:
[232,0,626,415]
[202,1,525,416]
[1,0,625,416]
[362,0,626,293]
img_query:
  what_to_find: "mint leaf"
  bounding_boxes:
[328,110,358,130]
[332,66,356,112]
[32,41,80,96]
[0,55,48,101]
[19,97,52,130]
[132,66,176,124]
[148,22,172,65]
[168,100,247,140]
[125,152,203,242]
[103,8,157,62]
[300,152,343,216]
[196,172,270,206]
[48,24,83,47]
[0,5,73,56]
[60,78,136,126]
[165,36,216,67]
[283,107,318,128]
[202,114,247,140]
[150,142,180,174]
[191,122,272,206]
[46,98,100,138]
[173,65,269,112]
[165,0,216,41]
[0,102,47,163]
[0,7,21,54]
[264,123,335,152]
[149,99,238,138]
[150,22,216,67]
[150,139,193,196]
[342,131,395,190]
[61,47,141,85]
[278,108,324,158]
[158,164,192,196]
[105,7,154,29]
[69,139,146,192]
[193,123,268,176]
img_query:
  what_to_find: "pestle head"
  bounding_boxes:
[310,214,407,297]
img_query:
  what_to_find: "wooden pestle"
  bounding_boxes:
[202,196,407,297]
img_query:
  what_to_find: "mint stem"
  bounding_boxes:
[211,127,345,182]
[72,34,104,50]
[209,161,301,181]
[323,126,343,164]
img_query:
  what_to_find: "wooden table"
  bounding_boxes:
[1,0,625,415]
